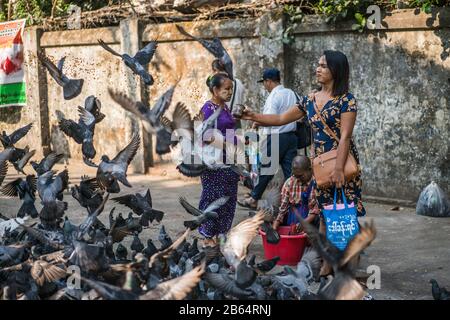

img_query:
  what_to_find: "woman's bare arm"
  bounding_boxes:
[240,105,305,126]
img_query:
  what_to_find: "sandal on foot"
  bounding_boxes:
[237,197,257,209]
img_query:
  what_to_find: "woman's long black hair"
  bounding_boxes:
[206,73,230,93]
[323,50,350,96]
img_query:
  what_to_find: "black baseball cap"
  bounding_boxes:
[257,68,281,83]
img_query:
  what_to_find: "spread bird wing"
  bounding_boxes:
[140,263,204,300]
[9,123,33,145]
[223,211,265,265]
[319,272,365,300]
[160,116,173,132]
[133,41,158,66]
[149,229,190,267]
[53,169,69,194]
[0,161,8,186]
[339,220,377,268]
[0,178,22,197]
[172,102,194,133]
[26,174,37,195]
[42,152,64,172]
[299,217,342,269]
[97,39,122,57]
[150,86,176,120]
[59,118,84,144]
[17,149,36,169]
[78,106,96,127]
[111,194,137,208]
[112,133,140,165]
[179,196,202,216]
[204,196,229,214]
[108,89,152,124]
[31,260,66,286]
[37,51,64,85]
[80,175,99,193]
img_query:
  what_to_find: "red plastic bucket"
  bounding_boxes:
[259,226,307,266]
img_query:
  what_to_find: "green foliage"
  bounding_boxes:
[282,4,304,45]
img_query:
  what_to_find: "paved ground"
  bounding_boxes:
[1,161,449,300]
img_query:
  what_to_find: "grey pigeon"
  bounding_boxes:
[71,175,104,214]
[0,148,14,186]
[158,225,172,251]
[85,133,140,193]
[84,95,105,123]
[0,175,38,218]
[0,123,33,149]
[98,39,157,86]
[179,196,228,230]
[176,25,233,80]
[37,51,83,100]
[143,239,158,259]
[37,170,69,228]
[30,152,64,176]
[59,106,98,159]
[130,232,144,253]
[111,189,164,226]
[12,148,36,175]
[108,86,175,155]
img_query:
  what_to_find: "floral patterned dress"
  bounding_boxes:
[297,92,366,217]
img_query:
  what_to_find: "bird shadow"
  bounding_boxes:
[0,105,23,124]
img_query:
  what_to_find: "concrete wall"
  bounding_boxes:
[0,8,448,202]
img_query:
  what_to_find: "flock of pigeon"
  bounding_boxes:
[2,24,445,301]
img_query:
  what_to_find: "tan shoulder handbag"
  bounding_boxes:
[311,96,359,188]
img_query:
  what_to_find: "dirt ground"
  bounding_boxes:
[1,161,449,300]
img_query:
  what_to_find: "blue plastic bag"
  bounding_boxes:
[323,188,359,251]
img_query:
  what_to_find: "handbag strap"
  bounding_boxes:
[312,94,341,144]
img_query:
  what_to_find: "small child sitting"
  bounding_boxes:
[273,155,320,231]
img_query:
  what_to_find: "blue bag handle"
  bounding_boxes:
[333,187,349,210]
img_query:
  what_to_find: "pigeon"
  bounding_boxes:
[260,221,280,245]
[158,225,173,251]
[84,95,105,123]
[0,243,31,267]
[108,86,176,155]
[203,272,253,299]
[30,152,64,176]
[169,105,223,177]
[37,170,69,228]
[37,51,84,100]
[176,25,233,79]
[130,232,144,253]
[115,243,128,261]
[218,211,265,289]
[143,239,158,258]
[248,255,280,274]
[84,133,140,193]
[111,189,164,226]
[0,148,15,187]
[59,106,98,159]
[179,196,228,230]
[71,176,104,214]
[98,39,157,86]
[0,123,33,149]
[430,279,450,300]
[300,217,377,300]
[0,175,38,218]
[12,148,36,175]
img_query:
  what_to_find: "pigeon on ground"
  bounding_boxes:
[37,51,84,100]
[98,39,157,86]
[430,279,450,300]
